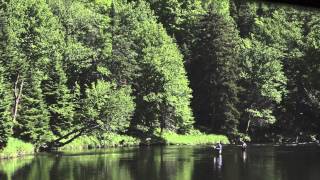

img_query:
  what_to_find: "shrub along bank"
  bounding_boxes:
[0,138,34,159]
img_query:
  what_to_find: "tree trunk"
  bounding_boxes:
[246,119,251,134]
[13,74,24,124]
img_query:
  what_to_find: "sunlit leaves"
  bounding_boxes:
[83,80,135,133]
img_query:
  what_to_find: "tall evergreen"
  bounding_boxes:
[0,1,11,148]
[42,61,75,137]
[0,67,13,148]
[15,71,51,145]
[1,0,65,147]
[190,8,241,135]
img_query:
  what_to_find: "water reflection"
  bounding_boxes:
[0,146,320,180]
[0,156,34,180]
[241,151,247,163]
[213,154,223,171]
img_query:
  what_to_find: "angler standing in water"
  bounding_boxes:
[240,140,247,151]
[214,141,223,154]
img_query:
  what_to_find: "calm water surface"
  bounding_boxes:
[1,145,320,180]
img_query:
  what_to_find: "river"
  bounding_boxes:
[0,145,320,180]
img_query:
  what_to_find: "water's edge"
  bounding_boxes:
[1,142,320,161]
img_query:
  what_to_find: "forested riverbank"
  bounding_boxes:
[0,0,320,157]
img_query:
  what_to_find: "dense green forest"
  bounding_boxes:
[0,0,319,150]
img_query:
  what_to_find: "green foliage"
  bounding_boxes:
[239,38,287,133]
[0,0,319,150]
[48,0,112,86]
[189,8,241,135]
[42,61,75,137]
[0,67,13,148]
[101,133,140,147]
[253,8,304,58]
[202,0,230,16]
[244,3,319,137]
[114,1,194,132]
[161,130,229,145]
[0,138,34,159]
[3,0,63,145]
[3,0,64,76]
[83,80,135,133]
[305,16,320,92]
[108,0,139,85]
[58,135,101,150]
[241,39,287,104]
[246,109,276,124]
[59,133,140,150]
[230,0,257,37]
[15,71,52,145]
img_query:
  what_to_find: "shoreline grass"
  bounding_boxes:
[0,138,34,159]
[161,131,229,145]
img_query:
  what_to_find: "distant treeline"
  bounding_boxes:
[0,0,319,149]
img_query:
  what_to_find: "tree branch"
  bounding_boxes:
[45,123,100,149]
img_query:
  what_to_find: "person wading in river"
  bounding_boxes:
[240,140,247,151]
[214,141,223,154]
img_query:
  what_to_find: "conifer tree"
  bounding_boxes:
[42,61,75,137]
[2,0,63,145]
[0,67,13,148]
[0,1,12,148]
[190,8,241,135]
[15,71,51,145]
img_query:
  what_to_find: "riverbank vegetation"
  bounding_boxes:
[161,131,229,145]
[59,133,140,150]
[0,0,320,154]
[59,130,228,150]
[0,138,34,159]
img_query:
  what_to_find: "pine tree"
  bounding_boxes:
[42,61,75,137]
[15,71,51,145]
[190,9,241,135]
[2,0,66,142]
[0,67,13,148]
